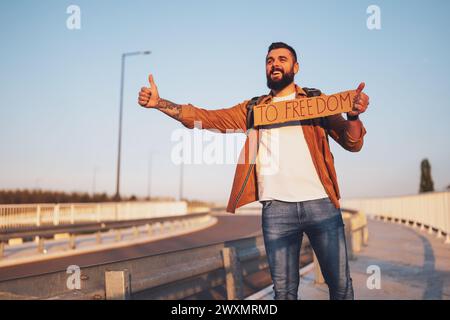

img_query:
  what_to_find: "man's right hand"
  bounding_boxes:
[138,74,160,108]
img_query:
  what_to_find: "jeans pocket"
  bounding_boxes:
[261,200,273,210]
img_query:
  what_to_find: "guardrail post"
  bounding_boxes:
[146,224,152,237]
[96,231,102,244]
[352,221,362,254]
[172,220,178,232]
[344,217,355,260]
[36,236,45,253]
[53,204,60,226]
[133,226,139,238]
[105,270,131,300]
[313,251,325,284]
[96,204,101,223]
[69,234,76,250]
[126,202,130,220]
[36,205,41,227]
[363,225,369,246]
[115,229,122,242]
[70,204,75,224]
[221,247,244,300]
[154,222,160,234]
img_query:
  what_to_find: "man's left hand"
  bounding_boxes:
[347,82,369,117]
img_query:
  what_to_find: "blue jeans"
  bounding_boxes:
[261,197,354,300]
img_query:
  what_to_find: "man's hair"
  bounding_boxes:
[267,42,297,62]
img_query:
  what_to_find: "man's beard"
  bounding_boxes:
[266,68,295,91]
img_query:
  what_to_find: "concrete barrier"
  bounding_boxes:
[342,192,450,244]
[0,201,188,230]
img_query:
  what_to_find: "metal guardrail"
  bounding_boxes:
[0,233,313,300]
[0,208,368,300]
[343,209,369,259]
[342,191,450,244]
[0,201,188,230]
[0,211,211,258]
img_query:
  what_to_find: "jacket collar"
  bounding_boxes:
[295,84,308,97]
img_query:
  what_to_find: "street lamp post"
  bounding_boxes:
[115,50,151,201]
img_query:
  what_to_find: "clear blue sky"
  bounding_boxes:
[1,0,449,203]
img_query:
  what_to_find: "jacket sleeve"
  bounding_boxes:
[178,101,249,133]
[325,112,367,152]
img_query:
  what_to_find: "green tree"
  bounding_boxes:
[419,159,434,193]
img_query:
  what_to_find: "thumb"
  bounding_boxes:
[356,82,365,94]
[148,74,157,88]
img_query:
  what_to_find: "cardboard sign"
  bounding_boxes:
[253,90,358,126]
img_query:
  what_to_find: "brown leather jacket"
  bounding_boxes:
[178,84,367,213]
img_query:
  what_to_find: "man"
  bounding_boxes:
[138,42,369,300]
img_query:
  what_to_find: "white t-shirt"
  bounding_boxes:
[256,92,328,202]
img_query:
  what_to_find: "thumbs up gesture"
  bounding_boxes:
[348,82,370,117]
[138,74,160,108]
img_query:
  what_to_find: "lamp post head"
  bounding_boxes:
[123,50,152,57]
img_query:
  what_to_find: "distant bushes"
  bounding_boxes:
[0,189,213,206]
[0,189,113,204]
[0,189,135,204]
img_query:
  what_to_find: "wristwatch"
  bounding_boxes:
[347,114,359,121]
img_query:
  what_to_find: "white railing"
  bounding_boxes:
[342,191,450,244]
[0,201,188,230]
